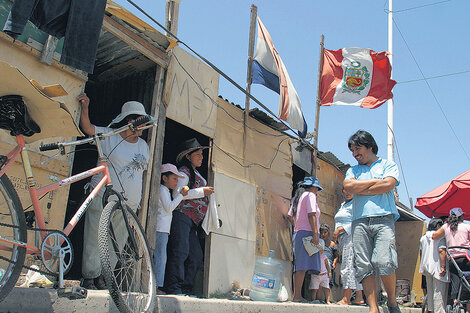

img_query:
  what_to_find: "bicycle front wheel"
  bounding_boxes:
[0,174,26,302]
[98,200,155,313]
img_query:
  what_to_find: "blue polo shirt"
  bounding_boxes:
[345,158,400,221]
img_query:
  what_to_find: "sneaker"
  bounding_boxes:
[94,275,107,290]
[81,278,97,290]
[388,305,402,313]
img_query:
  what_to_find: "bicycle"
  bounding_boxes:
[0,95,156,313]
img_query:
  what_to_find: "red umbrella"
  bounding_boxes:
[415,170,470,219]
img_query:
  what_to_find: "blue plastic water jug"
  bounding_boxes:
[250,250,282,302]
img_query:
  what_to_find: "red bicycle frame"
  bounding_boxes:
[0,134,112,255]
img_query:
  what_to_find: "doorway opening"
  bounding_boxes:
[162,117,211,297]
[64,67,156,280]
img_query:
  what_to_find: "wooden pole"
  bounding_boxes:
[313,35,325,174]
[165,0,181,39]
[243,4,257,158]
[145,0,181,246]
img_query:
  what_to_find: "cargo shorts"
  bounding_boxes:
[352,214,398,283]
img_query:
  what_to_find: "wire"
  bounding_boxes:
[384,0,451,13]
[392,17,470,163]
[397,70,470,84]
[171,52,284,137]
[124,0,310,145]
[387,124,411,205]
[212,137,289,169]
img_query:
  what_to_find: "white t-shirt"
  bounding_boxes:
[89,126,149,210]
[156,185,183,233]
[419,231,449,282]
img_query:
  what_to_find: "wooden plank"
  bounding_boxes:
[145,66,167,249]
[102,15,168,69]
[139,68,160,229]
[39,35,59,65]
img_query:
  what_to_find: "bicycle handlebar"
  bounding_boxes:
[38,115,156,152]
[39,143,60,151]
[131,115,151,128]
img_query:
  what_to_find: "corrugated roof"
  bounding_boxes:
[92,1,176,80]
[105,1,177,51]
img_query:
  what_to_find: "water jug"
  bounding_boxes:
[250,250,282,302]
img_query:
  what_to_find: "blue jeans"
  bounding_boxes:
[153,232,169,288]
[164,211,203,294]
[352,214,398,282]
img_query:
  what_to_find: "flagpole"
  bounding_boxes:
[313,34,325,172]
[387,0,394,162]
[244,4,257,158]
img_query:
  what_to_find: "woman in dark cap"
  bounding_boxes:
[164,138,214,295]
[287,176,323,302]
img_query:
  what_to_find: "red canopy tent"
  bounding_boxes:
[415,170,470,219]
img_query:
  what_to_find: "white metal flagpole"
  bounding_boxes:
[387,0,394,162]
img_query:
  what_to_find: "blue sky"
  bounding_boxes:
[115,0,470,218]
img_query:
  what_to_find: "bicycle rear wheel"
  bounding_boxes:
[98,200,155,313]
[0,174,26,302]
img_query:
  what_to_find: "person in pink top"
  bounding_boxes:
[287,176,323,303]
[432,207,470,304]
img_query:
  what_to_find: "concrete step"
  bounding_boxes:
[0,287,422,313]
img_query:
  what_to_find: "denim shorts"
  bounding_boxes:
[352,214,398,282]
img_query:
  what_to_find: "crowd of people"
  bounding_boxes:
[289,130,401,313]
[288,129,470,313]
[77,95,470,312]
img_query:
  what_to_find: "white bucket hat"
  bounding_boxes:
[107,101,147,127]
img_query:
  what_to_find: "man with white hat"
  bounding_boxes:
[77,93,151,290]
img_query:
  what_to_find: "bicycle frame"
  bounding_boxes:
[0,134,112,255]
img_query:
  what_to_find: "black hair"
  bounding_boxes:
[320,224,331,233]
[179,150,200,188]
[291,186,306,217]
[447,214,463,232]
[160,171,174,185]
[160,171,175,200]
[348,130,378,155]
[111,114,142,129]
[427,218,443,231]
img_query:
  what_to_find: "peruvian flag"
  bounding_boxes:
[320,47,396,109]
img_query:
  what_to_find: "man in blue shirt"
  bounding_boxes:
[344,130,400,313]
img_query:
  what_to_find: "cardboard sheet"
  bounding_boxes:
[0,62,82,144]
[255,188,293,261]
[163,47,219,138]
[212,98,292,199]
[315,158,345,224]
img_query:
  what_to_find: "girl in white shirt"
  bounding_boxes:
[154,163,188,294]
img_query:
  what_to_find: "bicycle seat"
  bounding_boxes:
[0,95,40,137]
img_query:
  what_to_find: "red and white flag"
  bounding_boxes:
[320,47,396,109]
